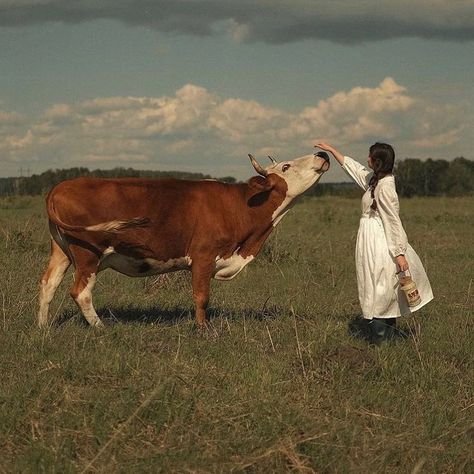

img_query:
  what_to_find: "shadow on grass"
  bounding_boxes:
[54,303,284,327]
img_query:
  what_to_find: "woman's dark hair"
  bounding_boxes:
[369,142,395,210]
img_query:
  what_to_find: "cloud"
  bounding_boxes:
[0,109,24,128]
[0,1,473,44]
[0,77,469,178]
[209,98,285,142]
[294,77,415,143]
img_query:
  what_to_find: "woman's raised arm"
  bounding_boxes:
[314,142,345,166]
[315,142,372,191]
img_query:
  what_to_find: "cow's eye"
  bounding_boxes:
[282,164,291,172]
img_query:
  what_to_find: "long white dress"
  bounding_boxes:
[342,156,433,319]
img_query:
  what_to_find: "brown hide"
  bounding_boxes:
[43,175,288,326]
[47,175,287,261]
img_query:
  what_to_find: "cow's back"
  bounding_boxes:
[47,177,246,259]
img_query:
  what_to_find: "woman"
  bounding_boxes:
[315,142,433,343]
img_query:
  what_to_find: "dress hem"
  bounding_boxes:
[362,294,434,320]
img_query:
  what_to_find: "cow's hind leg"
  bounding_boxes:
[69,248,103,328]
[38,240,71,327]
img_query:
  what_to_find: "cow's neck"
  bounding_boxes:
[232,186,293,257]
[212,185,293,275]
[271,195,299,227]
[244,186,288,226]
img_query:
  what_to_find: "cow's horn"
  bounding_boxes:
[268,155,277,164]
[248,154,268,177]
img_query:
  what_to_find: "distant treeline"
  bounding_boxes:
[310,157,474,197]
[0,157,472,198]
[308,156,473,197]
[0,167,237,197]
[394,157,473,197]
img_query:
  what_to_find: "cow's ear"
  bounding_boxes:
[247,175,276,205]
[248,175,274,193]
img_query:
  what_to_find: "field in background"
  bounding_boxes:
[0,195,472,473]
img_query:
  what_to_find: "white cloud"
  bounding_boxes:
[226,20,251,43]
[296,77,416,144]
[209,98,285,142]
[0,78,470,178]
[411,128,463,148]
[0,109,25,132]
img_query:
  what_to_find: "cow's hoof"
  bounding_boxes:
[195,322,210,332]
[195,320,218,337]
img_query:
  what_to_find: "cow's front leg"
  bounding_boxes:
[191,261,213,327]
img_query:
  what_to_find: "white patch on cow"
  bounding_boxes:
[76,273,103,327]
[77,216,149,233]
[272,206,291,227]
[264,153,328,226]
[271,154,326,197]
[38,257,70,327]
[98,250,192,277]
[214,250,254,280]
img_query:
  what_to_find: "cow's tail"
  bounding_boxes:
[46,193,150,234]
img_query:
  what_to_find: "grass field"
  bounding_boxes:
[0,194,472,473]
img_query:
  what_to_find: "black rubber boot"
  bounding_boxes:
[369,318,398,345]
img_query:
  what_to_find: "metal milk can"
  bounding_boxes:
[397,270,422,307]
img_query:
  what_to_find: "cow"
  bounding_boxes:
[38,151,330,328]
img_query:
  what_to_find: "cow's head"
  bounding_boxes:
[248,151,330,198]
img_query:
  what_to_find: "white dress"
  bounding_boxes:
[342,156,433,319]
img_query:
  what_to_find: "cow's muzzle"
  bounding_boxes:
[314,151,330,172]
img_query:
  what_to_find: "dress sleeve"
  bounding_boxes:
[341,156,372,191]
[376,181,408,258]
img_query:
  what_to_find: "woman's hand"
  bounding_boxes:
[314,142,345,166]
[315,142,336,153]
[396,255,409,272]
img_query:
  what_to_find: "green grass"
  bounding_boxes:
[0,195,473,473]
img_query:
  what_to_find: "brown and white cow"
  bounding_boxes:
[38,152,330,327]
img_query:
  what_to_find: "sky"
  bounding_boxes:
[0,1,473,182]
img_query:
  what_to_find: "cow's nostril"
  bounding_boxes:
[315,151,330,161]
